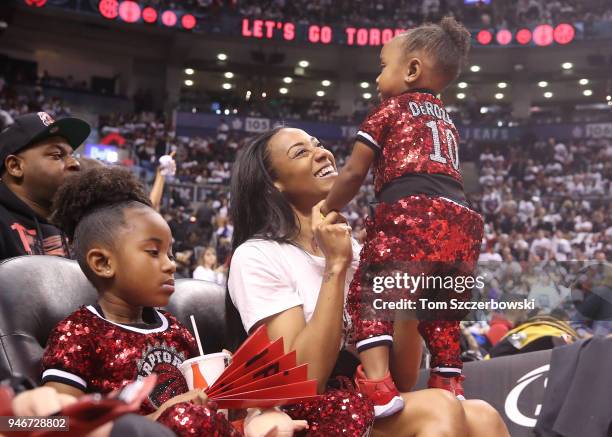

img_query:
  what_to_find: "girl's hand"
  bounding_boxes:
[312,200,352,269]
[149,389,208,421]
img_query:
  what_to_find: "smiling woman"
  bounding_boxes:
[227,127,510,436]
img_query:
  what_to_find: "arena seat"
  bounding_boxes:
[0,256,227,383]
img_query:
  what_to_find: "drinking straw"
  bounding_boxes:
[190,315,204,356]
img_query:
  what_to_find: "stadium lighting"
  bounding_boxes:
[184,79,193,86]
[458,82,468,89]
[497,82,508,89]
[561,62,573,70]
[583,89,593,96]
[495,93,504,100]
[224,72,234,79]
[298,60,310,68]
[316,90,325,97]
[184,68,194,75]
[538,81,548,88]
[579,78,589,85]
[283,77,293,84]
[262,92,267,98]
[224,109,230,115]
[470,65,481,72]
[363,93,372,99]
[360,82,370,89]
[457,93,466,99]
[544,92,553,98]
[480,107,489,114]
[321,80,331,87]
[279,87,288,94]
[607,95,612,101]
[217,53,228,61]
[245,90,252,100]
[222,83,232,90]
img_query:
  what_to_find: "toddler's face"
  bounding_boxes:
[376,36,411,100]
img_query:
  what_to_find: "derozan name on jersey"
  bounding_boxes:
[408,101,453,125]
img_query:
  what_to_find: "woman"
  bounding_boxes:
[227,127,510,436]
[193,246,225,285]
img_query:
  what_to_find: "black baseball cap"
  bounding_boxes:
[0,112,91,170]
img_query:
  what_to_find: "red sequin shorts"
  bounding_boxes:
[347,195,484,342]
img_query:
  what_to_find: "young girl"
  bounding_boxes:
[193,246,225,286]
[41,167,305,436]
[321,16,484,417]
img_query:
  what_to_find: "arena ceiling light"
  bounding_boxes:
[224,72,234,79]
[217,53,228,61]
[316,90,325,97]
[283,77,293,84]
[458,82,468,89]
[184,68,194,75]
[363,93,372,99]
[279,87,288,94]
[495,93,504,100]
[262,92,267,98]
[360,82,370,89]
[470,65,481,72]
[607,95,612,101]
[298,60,310,68]
[457,93,466,99]
[538,81,548,88]
[579,78,589,85]
[583,89,593,96]
[561,62,573,70]
[222,83,232,90]
[184,79,193,86]
[497,82,508,89]
[480,107,489,114]
[544,92,553,98]
[321,80,332,87]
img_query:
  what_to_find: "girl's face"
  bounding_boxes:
[377,36,411,100]
[203,248,217,268]
[267,128,338,212]
[103,207,177,308]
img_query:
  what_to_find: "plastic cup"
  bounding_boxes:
[179,352,231,390]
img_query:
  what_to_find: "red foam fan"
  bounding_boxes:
[201,325,319,409]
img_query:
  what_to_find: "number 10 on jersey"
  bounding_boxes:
[426,120,460,170]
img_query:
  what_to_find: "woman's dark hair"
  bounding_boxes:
[401,15,471,82]
[52,166,151,283]
[225,127,300,349]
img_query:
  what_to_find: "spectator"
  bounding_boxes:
[192,246,225,285]
[0,112,89,260]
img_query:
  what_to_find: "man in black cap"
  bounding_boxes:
[0,112,90,260]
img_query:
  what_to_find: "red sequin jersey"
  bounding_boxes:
[356,89,463,194]
[42,305,198,414]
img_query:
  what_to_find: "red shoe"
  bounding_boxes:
[354,364,404,418]
[427,373,466,400]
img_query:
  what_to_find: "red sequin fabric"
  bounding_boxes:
[157,402,242,436]
[357,90,463,194]
[42,306,239,436]
[284,389,374,436]
[347,196,484,370]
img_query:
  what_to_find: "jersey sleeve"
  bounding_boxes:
[228,242,303,333]
[41,312,95,391]
[356,97,400,153]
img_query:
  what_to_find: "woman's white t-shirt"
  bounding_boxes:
[228,238,361,349]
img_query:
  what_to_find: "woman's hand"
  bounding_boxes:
[148,389,208,421]
[312,200,352,269]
